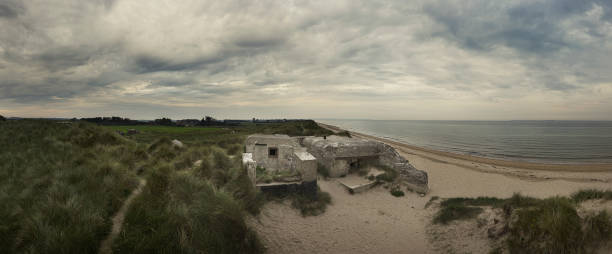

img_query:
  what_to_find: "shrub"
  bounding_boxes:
[317,163,330,178]
[390,188,405,197]
[291,188,332,216]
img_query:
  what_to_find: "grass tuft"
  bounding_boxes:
[434,205,484,225]
[290,188,332,216]
[390,188,405,197]
[571,189,612,203]
[507,197,584,253]
[434,191,612,253]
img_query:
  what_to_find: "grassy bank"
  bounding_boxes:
[432,190,612,253]
[111,120,333,253]
[0,119,333,253]
[0,120,142,253]
[112,142,264,253]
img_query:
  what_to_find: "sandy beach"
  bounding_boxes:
[249,123,612,253]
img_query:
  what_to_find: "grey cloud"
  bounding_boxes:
[1,0,612,119]
[423,0,610,54]
[233,33,286,48]
[0,1,23,18]
[35,47,92,71]
[132,54,224,73]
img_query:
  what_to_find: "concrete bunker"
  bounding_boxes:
[243,134,317,193]
[243,134,429,194]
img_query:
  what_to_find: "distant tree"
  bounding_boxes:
[0,115,5,121]
[200,116,219,126]
[154,117,174,126]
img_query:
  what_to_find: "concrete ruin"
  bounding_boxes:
[243,134,429,194]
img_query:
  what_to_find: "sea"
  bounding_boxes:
[317,119,612,164]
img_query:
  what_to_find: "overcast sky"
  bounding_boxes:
[1,0,612,120]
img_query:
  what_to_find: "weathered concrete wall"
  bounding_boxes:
[242,153,257,187]
[251,144,294,172]
[293,151,317,182]
[395,162,429,194]
[377,143,407,166]
[330,159,349,177]
[245,134,299,153]
[278,145,295,173]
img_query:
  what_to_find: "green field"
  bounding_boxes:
[104,121,333,145]
[107,125,223,133]
[105,125,230,145]
[0,119,332,253]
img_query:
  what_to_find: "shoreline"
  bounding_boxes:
[317,122,612,173]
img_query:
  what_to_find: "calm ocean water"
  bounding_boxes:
[317,119,612,164]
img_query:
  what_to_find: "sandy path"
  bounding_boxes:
[99,178,146,254]
[250,179,433,254]
[249,124,612,253]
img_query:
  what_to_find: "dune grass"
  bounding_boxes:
[433,191,612,253]
[0,120,141,253]
[1,119,331,253]
[111,152,263,253]
[571,189,612,203]
[290,188,332,216]
[109,120,332,253]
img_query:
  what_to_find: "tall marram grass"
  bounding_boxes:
[1,119,333,253]
[0,120,140,253]
[433,192,612,253]
[112,144,264,253]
